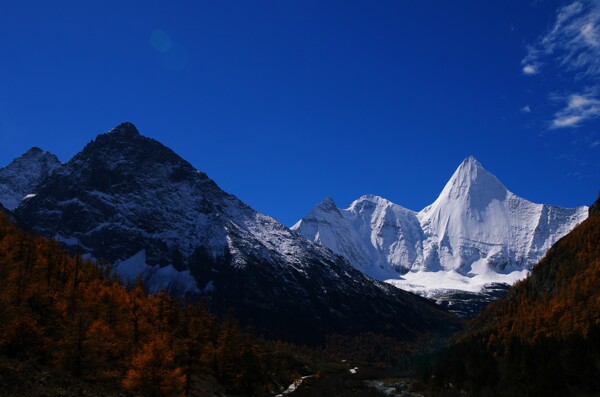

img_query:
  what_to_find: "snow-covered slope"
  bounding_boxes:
[417,156,587,275]
[0,147,61,210]
[292,195,424,280]
[14,122,461,343]
[293,156,588,314]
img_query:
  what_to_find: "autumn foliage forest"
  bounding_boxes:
[0,212,426,397]
[0,212,315,396]
[2,197,599,397]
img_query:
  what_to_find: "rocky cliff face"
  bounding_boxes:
[14,122,461,343]
[0,147,61,210]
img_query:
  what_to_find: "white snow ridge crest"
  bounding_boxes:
[292,156,588,300]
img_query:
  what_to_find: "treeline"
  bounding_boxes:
[420,206,600,397]
[0,213,310,396]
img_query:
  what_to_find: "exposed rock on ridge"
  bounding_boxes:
[14,122,462,344]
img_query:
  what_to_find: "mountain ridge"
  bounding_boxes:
[13,122,462,344]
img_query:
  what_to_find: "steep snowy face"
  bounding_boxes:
[293,195,424,279]
[418,156,588,274]
[0,147,61,210]
[294,156,588,297]
[429,156,508,208]
[15,122,461,343]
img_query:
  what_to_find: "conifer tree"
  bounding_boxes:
[122,335,185,397]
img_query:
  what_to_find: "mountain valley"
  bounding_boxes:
[5,122,461,344]
[0,122,597,397]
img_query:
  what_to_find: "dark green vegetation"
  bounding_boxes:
[421,195,600,397]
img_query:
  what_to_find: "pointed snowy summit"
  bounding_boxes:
[294,155,588,311]
[435,156,508,205]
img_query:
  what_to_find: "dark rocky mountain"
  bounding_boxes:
[15,122,461,344]
[0,147,61,210]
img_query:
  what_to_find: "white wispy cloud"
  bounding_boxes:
[521,105,532,113]
[523,1,600,129]
[551,92,600,128]
[522,1,600,79]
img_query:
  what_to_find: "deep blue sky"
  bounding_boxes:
[1,0,598,225]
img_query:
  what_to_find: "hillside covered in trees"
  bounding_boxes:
[424,195,600,397]
[0,210,449,397]
[4,181,596,397]
[0,212,325,396]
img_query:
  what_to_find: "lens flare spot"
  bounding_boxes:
[150,29,172,53]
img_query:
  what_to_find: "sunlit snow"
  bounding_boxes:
[293,157,587,296]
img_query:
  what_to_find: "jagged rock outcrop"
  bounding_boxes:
[0,147,61,210]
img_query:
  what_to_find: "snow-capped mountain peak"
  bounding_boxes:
[417,157,586,275]
[433,155,508,206]
[294,156,588,316]
[0,147,61,210]
[293,193,424,280]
